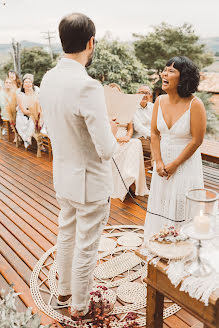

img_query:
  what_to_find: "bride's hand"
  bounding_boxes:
[156,160,168,177]
[165,161,179,179]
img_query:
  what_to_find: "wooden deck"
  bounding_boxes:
[200,139,219,164]
[0,138,205,327]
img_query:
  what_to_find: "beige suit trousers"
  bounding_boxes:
[56,196,110,313]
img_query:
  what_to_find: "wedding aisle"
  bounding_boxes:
[0,137,203,327]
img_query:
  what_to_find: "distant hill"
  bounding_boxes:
[200,37,219,53]
[0,37,219,55]
[0,40,62,55]
[203,57,219,72]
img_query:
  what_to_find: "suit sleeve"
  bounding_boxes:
[79,79,118,161]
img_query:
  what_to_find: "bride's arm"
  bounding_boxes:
[151,97,167,177]
[165,98,206,179]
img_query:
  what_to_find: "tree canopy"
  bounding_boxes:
[87,39,150,93]
[2,47,58,86]
[134,23,214,74]
[195,92,219,135]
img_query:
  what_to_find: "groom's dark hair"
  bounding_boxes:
[59,13,96,54]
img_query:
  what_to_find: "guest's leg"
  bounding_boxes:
[70,198,110,315]
[56,196,76,297]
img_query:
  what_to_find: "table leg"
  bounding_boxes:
[146,284,164,328]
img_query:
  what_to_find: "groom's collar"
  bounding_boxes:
[57,57,87,73]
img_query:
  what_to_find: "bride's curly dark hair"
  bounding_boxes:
[165,56,200,98]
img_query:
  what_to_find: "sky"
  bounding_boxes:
[0,0,219,44]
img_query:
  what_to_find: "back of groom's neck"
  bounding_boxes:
[64,53,86,67]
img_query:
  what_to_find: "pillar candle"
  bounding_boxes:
[193,214,210,234]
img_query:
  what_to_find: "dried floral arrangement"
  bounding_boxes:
[151,226,188,243]
[61,286,139,328]
[5,91,17,123]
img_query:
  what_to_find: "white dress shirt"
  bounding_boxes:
[133,102,154,138]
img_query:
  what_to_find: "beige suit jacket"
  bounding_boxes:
[40,58,118,203]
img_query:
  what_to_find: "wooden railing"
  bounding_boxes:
[200,139,219,165]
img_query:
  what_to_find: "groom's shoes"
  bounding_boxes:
[57,294,72,306]
[71,301,114,322]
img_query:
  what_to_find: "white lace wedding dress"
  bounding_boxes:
[144,96,204,241]
[112,125,149,201]
[16,93,35,148]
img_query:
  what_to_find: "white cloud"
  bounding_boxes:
[0,0,218,44]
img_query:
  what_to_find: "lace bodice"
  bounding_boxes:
[157,96,197,165]
[157,96,196,142]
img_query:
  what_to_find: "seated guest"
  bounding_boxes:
[133,85,154,139]
[8,70,21,91]
[0,78,14,121]
[0,78,16,136]
[16,75,39,148]
[22,73,40,94]
[109,83,149,201]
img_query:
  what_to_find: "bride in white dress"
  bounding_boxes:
[144,56,206,241]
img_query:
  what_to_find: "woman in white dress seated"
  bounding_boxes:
[16,75,39,148]
[144,56,206,241]
[109,83,149,201]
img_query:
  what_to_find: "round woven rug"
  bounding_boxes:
[117,282,147,303]
[99,236,117,252]
[30,225,181,327]
[117,232,143,247]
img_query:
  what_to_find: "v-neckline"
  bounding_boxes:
[159,102,190,131]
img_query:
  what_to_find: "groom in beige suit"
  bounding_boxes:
[40,13,118,319]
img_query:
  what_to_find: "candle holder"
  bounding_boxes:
[181,188,218,277]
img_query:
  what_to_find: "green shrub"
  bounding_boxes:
[0,286,50,328]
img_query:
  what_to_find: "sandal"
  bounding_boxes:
[57,295,72,306]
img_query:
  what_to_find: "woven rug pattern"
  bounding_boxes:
[30,225,181,327]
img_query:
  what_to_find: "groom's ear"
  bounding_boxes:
[87,36,95,50]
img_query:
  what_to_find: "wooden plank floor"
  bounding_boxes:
[0,137,203,327]
[201,139,219,164]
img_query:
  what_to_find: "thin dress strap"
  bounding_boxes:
[159,95,162,107]
[188,96,196,110]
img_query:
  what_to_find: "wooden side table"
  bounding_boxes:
[136,250,219,328]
